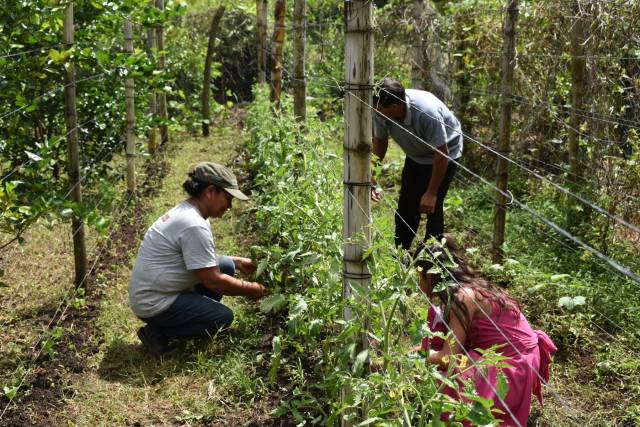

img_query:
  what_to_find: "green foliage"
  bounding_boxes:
[244,86,503,424]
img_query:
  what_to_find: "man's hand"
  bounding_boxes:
[244,281,268,301]
[371,187,382,202]
[420,192,437,214]
[234,257,257,275]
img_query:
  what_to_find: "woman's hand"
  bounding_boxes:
[234,257,257,275]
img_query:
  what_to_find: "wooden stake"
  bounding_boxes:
[492,0,519,263]
[270,0,285,107]
[202,6,225,137]
[292,0,306,121]
[410,0,425,90]
[343,1,373,424]
[156,0,169,145]
[124,17,136,192]
[63,2,88,290]
[146,2,158,155]
[256,0,268,84]
[567,0,587,227]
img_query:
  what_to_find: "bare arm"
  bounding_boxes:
[194,266,266,300]
[426,144,450,196]
[427,289,475,369]
[372,137,389,163]
[420,144,450,214]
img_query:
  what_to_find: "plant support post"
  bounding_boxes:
[146,2,158,155]
[343,0,373,424]
[202,6,225,137]
[63,2,88,290]
[124,17,136,192]
[156,0,169,145]
[270,0,285,107]
[292,0,306,121]
[492,0,519,263]
[256,0,268,84]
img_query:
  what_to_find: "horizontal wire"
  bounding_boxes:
[348,90,640,285]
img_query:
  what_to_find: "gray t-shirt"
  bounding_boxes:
[373,89,463,165]
[129,201,218,318]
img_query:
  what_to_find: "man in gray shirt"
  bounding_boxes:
[129,162,267,357]
[372,78,463,249]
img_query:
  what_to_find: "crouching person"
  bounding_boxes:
[129,162,267,358]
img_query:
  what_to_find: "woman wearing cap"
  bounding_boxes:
[129,162,267,358]
[416,235,556,426]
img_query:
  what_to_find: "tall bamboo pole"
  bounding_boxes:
[156,0,169,145]
[146,3,158,155]
[492,0,519,263]
[256,0,268,84]
[124,17,136,192]
[343,1,373,424]
[292,0,306,121]
[202,6,225,137]
[270,0,285,107]
[63,3,88,290]
[410,0,425,90]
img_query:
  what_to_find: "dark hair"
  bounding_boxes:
[182,178,221,197]
[374,77,406,108]
[415,234,520,335]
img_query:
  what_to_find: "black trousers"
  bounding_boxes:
[394,157,457,249]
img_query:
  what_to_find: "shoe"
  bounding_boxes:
[137,326,177,359]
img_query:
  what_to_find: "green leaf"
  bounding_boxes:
[352,349,368,376]
[260,294,287,313]
[3,385,19,400]
[496,372,509,401]
[558,295,586,310]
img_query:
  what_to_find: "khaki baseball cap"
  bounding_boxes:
[187,162,249,201]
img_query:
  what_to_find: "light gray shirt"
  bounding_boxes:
[373,89,463,165]
[129,201,218,318]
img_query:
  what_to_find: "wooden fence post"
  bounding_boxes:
[270,0,285,107]
[146,2,158,155]
[567,0,587,227]
[492,0,519,263]
[63,2,88,290]
[124,17,136,192]
[156,0,169,145]
[202,6,225,137]
[256,0,268,84]
[292,0,306,121]
[410,0,425,90]
[343,0,373,424]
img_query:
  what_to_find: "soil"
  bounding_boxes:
[0,151,170,427]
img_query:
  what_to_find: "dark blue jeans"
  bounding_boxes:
[141,256,235,339]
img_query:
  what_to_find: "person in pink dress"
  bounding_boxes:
[416,235,557,426]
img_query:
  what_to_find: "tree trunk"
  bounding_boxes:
[492,0,519,263]
[270,0,285,108]
[292,0,306,121]
[202,6,225,137]
[256,0,268,84]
